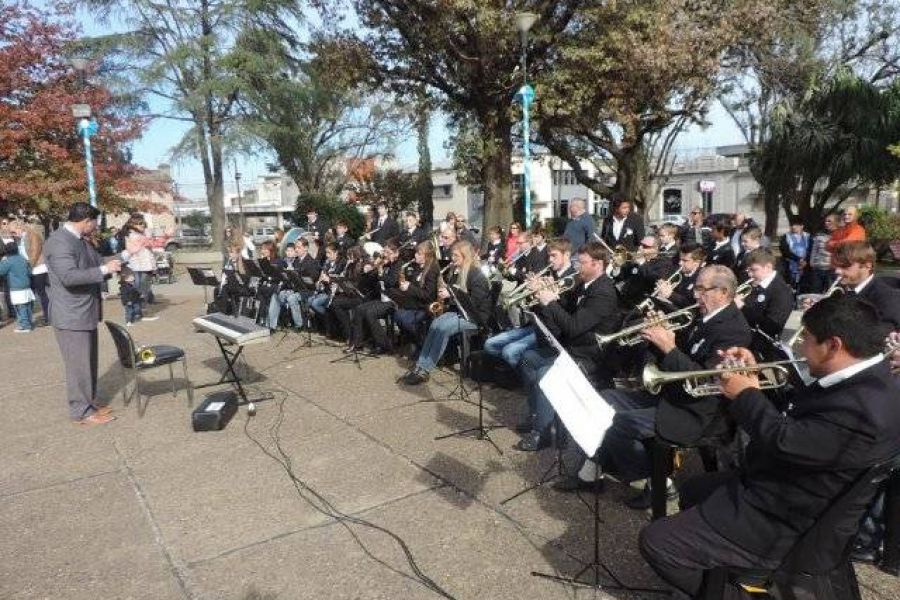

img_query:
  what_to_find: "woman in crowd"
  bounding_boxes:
[389,241,440,349]
[504,222,522,262]
[327,244,379,340]
[308,243,346,320]
[121,215,158,321]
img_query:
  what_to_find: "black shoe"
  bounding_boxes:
[514,430,551,452]
[625,481,677,510]
[552,475,606,494]
[512,414,536,434]
[401,369,428,385]
[879,558,900,576]
[851,546,879,564]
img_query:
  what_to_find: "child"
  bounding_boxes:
[119,267,142,326]
[0,242,34,332]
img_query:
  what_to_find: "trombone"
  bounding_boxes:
[500,265,551,309]
[641,359,807,397]
[592,234,634,266]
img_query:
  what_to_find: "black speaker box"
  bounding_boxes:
[192,390,238,431]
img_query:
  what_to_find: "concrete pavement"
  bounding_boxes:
[0,273,895,600]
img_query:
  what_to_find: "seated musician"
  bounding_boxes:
[707,220,735,269]
[554,266,752,508]
[657,223,680,266]
[528,225,550,273]
[281,243,300,271]
[346,240,402,354]
[514,241,621,451]
[400,240,492,385]
[308,243,346,318]
[388,241,440,344]
[833,241,900,329]
[732,226,762,283]
[640,295,900,599]
[653,242,705,310]
[505,231,536,283]
[399,212,427,254]
[734,248,793,340]
[483,238,574,369]
[333,220,356,255]
[326,245,379,340]
[618,236,677,309]
[267,238,321,330]
[480,226,505,267]
[215,243,249,315]
[437,223,457,266]
[256,241,282,327]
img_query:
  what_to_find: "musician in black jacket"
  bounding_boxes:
[833,241,900,330]
[554,266,753,501]
[305,208,331,262]
[735,248,794,340]
[365,203,400,246]
[333,221,356,255]
[515,241,622,451]
[327,245,380,341]
[480,226,505,267]
[640,295,900,598]
[347,240,403,354]
[706,220,735,268]
[654,242,705,310]
[268,238,321,330]
[398,212,427,257]
[401,240,492,385]
[680,206,712,250]
[389,240,440,342]
[527,226,550,273]
[618,236,677,309]
[657,223,680,267]
[732,226,763,283]
[599,196,645,252]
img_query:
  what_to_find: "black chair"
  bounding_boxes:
[702,453,900,600]
[105,321,194,417]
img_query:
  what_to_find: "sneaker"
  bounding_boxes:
[14,327,32,333]
[125,322,135,327]
[401,369,429,385]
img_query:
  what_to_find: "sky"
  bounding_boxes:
[72,5,744,201]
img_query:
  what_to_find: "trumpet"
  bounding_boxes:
[595,304,699,347]
[592,234,633,266]
[429,264,455,316]
[635,268,684,313]
[787,277,843,348]
[520,276,577,309]
[501,265,552,309]
[138,346,156,365]
[642,358,807,397]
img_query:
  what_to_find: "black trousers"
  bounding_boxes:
[639,472,780,598]
[350,300,394,349]
[328,296,363,340]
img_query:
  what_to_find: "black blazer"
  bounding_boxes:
[599,213,645,251]
[538,275,621,361]
[707,241,735,269]
[334,234,356,255]
[740,275,794,339]
[680,224,712,250]
[296,254,321,282]
[732,249,750,283]
[619,256,676,308]
[526,245,549,273]
[371,216,400,245]
[700,360,900,558]
[856,277,900,330]
[399,226,427,248]
[665,268,700,309]
[389,263,439,310]
[452,267,492,326]
[655,303,753,445]
[481,240,505,265]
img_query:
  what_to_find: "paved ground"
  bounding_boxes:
[1,272,897,600]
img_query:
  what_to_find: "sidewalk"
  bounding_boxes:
[0,277,895,599]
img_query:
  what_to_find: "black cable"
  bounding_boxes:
[242,389,458,600]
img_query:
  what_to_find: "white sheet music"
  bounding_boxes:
[531,314,616,456]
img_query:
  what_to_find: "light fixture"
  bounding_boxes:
[515,12,538,35]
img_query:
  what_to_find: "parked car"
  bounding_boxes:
[166,227,212,251]
[251,226,277,245]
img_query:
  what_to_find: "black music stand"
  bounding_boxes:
[329,280,378,368]
[187,266,219,307]
[500,414,566,504]
[276,270,324,350]
[241,260,266,321]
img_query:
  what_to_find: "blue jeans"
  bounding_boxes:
[395,308,427,336]
[308,292,331,316]
[483,326,537,368]
[14,302,32,330]
[124,302,141,323]
[133,271,152,310]
[520,348,559,432]
[269,290,311,329]
[415,312,478,372]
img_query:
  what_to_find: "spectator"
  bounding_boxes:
[680,206,712,250]
[807,213,839,293]
[562,198,594,264]
[122,215,159,322]
[504,222,522,262]
[119,267,142,326]
[18,222,49,325]
[826,204,866,251]
[729,212,758,255]
[598,195,644,252]
[0,241,34,332]
[779,217,811,291]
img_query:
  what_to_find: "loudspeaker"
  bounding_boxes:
[192,390,238,431]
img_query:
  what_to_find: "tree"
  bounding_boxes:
[536,0,767,215]
[414,99,434,227]
[752,71,900,232]
[0,2,147,227]
[355,0,584,235]
[347,168,419,216]
[78,0,305,248]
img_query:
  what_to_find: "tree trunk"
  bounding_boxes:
[615,144,651,216]
[762,188,780,239]
[480,112,513,238]
[415,106,434,228]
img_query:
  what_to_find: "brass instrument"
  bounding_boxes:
[787,277,843,348]
[501,265,552,309]
[596,303,699,348]
[429,264,455,316]
[635,268,684,313]
[641,359,807,397]
[521,276,577,309]
[398,259,416,284]
[138,346,156,365]
[591,234,636,267]
[735,280,753,301]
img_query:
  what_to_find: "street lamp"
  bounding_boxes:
[514,12,538,227]
[70,58,99,208]
[233,159,245,231]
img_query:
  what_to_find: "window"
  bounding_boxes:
[558,199,569,218]
[552,170,578,186]
[663,188,683,216]
[701,191,713,214]
[512,173,525,192]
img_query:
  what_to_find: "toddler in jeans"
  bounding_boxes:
[119,268,142,325]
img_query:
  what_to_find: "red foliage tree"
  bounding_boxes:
[0,1,150,223]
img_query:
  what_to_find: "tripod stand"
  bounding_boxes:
[500,415,566,504]
[330,344,379,369]
[434,356,503,454]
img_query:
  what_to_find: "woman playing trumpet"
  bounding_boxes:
[400,240,492,385]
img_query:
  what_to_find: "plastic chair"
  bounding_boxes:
[104,321,193,417]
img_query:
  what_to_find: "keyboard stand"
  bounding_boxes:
[194,335,273,406]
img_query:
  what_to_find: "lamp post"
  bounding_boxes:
[70,58,99,208]
[514,12,538,228]
[233,159,245,231]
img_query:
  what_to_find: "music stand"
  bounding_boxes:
[329,279,378,368]
[187,266,219,306]
[278,270,325,350]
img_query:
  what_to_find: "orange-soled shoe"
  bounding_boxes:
[92,405,114,416]
[76,413,116,426]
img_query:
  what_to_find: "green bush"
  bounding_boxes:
[859,205,900,260]
[294,192,365,237]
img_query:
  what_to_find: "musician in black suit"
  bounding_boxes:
[654,242,705,310]
[554,266,752,500]
[732,226,763,283]
[619,236,677,309]
[640,295,900,598]
[305,208,331,262]
[401,240,492,385]
[657,223,680,267]
[333,221,356,255]
[515,241,622,451]
[398,212,427,256]
[735,248,794,340]
[525,227,550,274]
[268,238,321,330]
[347,239,403,353]
[706,220,735,269]
[599,196,645,252]
[366,203,400,246]
[680,206,712,250]
[480,226,505,266]
[389,240,440,343]
[833,241,900,330]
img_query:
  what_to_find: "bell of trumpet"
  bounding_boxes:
[595,304,698,348]
[138,347,156,365]
[641,359,806,397]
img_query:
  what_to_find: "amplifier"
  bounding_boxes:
[192,390,238,431]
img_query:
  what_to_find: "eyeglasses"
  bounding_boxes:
[693,285,722,294]
[690,211,701,215]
